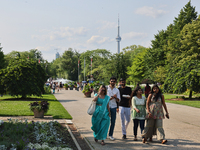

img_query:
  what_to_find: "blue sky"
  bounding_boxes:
[0,0,200,62]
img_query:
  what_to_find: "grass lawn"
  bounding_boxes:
[0,94,72,119]
[165,100,200,108]
[163,94,200,109]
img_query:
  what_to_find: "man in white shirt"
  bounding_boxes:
[107,76,121,140]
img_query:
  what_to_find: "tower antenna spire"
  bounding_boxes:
[116,14,121,54]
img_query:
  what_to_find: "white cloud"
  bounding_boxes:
[32,27,88,41]
[87,35,114,45]
[141,41,152,48]
[135,6,168,18]
[122,32,147,40]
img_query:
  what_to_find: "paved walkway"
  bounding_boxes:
[54,89,200,150]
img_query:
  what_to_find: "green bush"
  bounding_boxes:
[44,85,51,94]
[0,59,47,98]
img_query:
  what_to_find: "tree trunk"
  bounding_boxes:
[189,90,192,99]
[21,95,27,99]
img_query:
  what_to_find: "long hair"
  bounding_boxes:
[98,85,107,95]
[132,86,142,97]
[151,84,162,101]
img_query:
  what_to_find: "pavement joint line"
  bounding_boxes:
[72,121,94,150]
[65,124,82,150]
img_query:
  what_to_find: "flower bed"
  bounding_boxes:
[0,119,77,150]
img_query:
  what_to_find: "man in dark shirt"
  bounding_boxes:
[118,78,132,139]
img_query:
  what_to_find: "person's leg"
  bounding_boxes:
[109,107,116,139]
[141,119,155,143]
[140,119,145,134]
[119,106,126,137]
[124,107,131,130]
[133,119,139,140]
[156,119,166,143]
[101,140,105,145]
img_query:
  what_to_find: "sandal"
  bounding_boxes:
[133,138,138,141]
[94,138,98,142]
[161,139,167,144]
[149,137,153,142]
[101,141,105,145]
[142,138,147,143]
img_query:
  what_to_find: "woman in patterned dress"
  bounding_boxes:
[142,84,169,144]
[131,86,146,141]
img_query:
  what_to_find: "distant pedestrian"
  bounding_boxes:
[145,83,151,98]
[142,84,169,144]
[52,82,56,94]
[131,86,146,141]
[107,76,121,141]
[118,78,132,139]
[91,85,110,146]
[59,82,63,91]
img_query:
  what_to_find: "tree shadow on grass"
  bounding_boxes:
[0,97,58,101]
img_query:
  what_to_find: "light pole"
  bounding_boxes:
[78,59,80,83]
[84,57,85,81]
[90,55,93,80]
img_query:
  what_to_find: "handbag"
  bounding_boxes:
[87,100,96,115]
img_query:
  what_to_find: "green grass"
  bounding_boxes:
[0,94,72,119]
[163,94,178,100]
[163,94,200,108]
[165,100,200,108]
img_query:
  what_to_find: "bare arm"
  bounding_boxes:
[132,97,140,113]
[107,103,111,117]
[146,94,152,113]
[146,94,153,118]
[161,95,169,118]
[93,94,99,102]
[114,89,121,102]
[130,90,134,99]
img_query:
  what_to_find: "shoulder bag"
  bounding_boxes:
[87,100,96,115]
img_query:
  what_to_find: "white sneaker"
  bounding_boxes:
[109,136,115,141]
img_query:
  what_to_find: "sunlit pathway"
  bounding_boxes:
[54,89,200,150]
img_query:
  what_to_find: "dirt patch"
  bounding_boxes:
[66,124,92,150]
[166,98,184,101]
[58,123,79,150]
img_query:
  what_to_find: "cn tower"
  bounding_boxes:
[116,16,121,54]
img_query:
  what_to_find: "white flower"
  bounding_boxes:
[0,120,4,126]
[0,145,7,150]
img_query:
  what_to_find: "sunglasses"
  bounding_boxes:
[110,81,115,83]
[102,90,106,91]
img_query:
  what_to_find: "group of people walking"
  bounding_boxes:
[91,77,169,145]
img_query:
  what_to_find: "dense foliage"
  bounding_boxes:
[0,59,47,98]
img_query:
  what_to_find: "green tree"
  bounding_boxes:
[164,16,200,98]
[127,49,147,85]
[0,45,5,69]
[61,48,79,81]
[0,59,47,98]
[79,49,111,82]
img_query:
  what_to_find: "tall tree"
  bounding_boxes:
[164,16,200,98]
[0,45,5,69]
[61,48,79,81]
[127,49,147,85]
[79,49,111,82]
